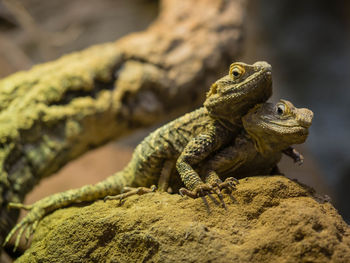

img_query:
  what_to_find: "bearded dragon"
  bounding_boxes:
[4,61,273,250]
[197,99,313,198]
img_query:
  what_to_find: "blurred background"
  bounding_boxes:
[0,0,348,234]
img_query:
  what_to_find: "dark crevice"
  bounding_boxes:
[125,55,168,70]
[50,54,171,107]
[49,77,116,106]
[16,155,40,198]
[4,152,38,201]
[85,223,117,261]
[142,235,159,263]
[49,59,124,107]
[3,145,22,177]
[4,242,24,259]
[1,119,68,224]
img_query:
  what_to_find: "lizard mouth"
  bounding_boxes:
[267,121,310,135]
[264,115,312,130]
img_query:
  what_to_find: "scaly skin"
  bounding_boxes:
[4,61,272,251]
[202,99,313,191]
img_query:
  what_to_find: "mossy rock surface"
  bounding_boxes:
[17,176,350,263]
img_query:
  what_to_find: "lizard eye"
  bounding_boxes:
[229,65,245,80]
[275,103,285,115]
[232,70,240,77]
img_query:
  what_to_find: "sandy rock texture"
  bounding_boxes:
[17,176,350,263]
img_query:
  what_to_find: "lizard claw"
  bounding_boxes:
[295,154,304,166]
[179,183,213,199]
[283,147,304,165]
[4,218,38,252]
[208,177,239,208]
[3,203,45,252]
[209,185,226,208]
[217,177,239,192]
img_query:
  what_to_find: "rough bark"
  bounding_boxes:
[0,0,246,247]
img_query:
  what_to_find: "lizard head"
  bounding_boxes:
[204,61,272,124]
[242,99,313,154]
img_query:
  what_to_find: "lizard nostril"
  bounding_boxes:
[298,109,313,128]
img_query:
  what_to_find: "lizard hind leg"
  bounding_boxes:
[157,160,174,192]
[104,159,175,204]
[104,185,157,205]
[4,171,129,251]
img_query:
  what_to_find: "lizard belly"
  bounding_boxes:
[222,152,282,178]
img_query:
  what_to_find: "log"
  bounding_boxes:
[0,0,246,247]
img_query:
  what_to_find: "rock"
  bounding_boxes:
[17,176,350,262]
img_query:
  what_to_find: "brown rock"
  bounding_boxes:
[17,176,350,262]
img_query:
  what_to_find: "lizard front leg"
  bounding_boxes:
[201,144,245,196]
[205,170,239,192]
[283,146,304,165]
[176,131,225,199]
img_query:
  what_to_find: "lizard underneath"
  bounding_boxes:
[4,61,273,250]
[196,99,313,200]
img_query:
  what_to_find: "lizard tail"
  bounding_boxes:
[8,167,134,215]
[3,168,134,250]
[44,167,134,212]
